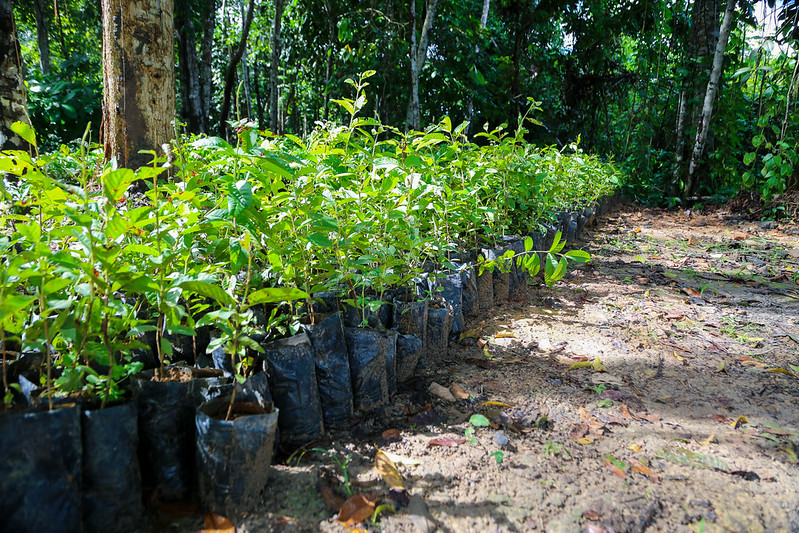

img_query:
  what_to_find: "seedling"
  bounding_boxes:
[292,447,354,497]
[489,450,504,464]
[544,439,572,458]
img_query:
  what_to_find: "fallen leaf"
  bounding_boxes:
[717,360,727,373]
[450,383,470,400]
[766,368,799,379]
[671,351,687,365]
[428,437,467,447]
[628,443,642,452]
[629,458,659,482]
[381,429,402,441]
[656,446,729,471]
[732,415,749,429]
[711,414,732,424]
[318,475,346,512]
[479,400,514,408]
[593,356,607,372]
[375,451,404,491]
[568,361,593,370]
[495,332,517,338]
[604,460,626,478]
[201,514,235,533]
[337,494,380,524]
[681,287,702,297]
[575,437,594,445]
[698,434,716,446]
[469,414,491,427]
[620,404,632,418]
[428,382,456,402]
[637,412,661,423]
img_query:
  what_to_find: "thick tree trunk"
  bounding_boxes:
[269,0,285,133]
[406,0,439,131]
[683,0,736,198]
[33,0,51,75]
[218,0,255,138]
[0,0,31,152]
[176,0,202,133]
[101,0,176,173]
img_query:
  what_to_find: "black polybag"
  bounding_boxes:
[195,391,279,515]
[82,401,144,533]
[0,405,82,533]
[396,334,423,383]
[263,332,324,450]
[303,312,354,429]
[344,327,396,412]
[134,367,196,501]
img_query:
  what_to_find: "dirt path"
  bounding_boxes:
[182,206,799,533]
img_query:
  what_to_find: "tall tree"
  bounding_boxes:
[32,0,50,75]
[101,0,176,173]
[176,0,202,133]
[0,0,31,152]
[683,0,737,198]
[269,0,284,133]
[406,0,438,131]
[218,0,255,138]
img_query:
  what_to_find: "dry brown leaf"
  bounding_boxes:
[201,513,235,533]
[450,383,470,400]
[428,436,467,447]
[318,476,346,512]
[620,404,632,418]
[629,458,659,482]
[583,509,603,520]
[337,494,380,524]
[681,287,702,297]
[381,428,402,441]
[604,460,626,478]
[375,450,404,490]
[480,400,514,408]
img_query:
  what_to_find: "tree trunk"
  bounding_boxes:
[199,0,214,134]
[683,0,736,198]
[218,0,256,138]
[101,0,176,174]
[406,0,439,131]
[0,0,31,152]
[239,0,252,121]
[176,0,202,133]
[253,58,264,128]
[466,0,490,133]
[33,0,51,75]
[269,0,285,133]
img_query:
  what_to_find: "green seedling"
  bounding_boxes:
[597,399,613,408]
[544,439,572,458]
[490,450,504,464]
[292,447,354,497]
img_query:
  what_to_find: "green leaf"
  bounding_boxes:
[248,287,309,306]
[307,233,333,247]
[564,250,591,263]
[544,256,568,287]
[227,180,252,218]
[10,121,36,147]
[178,281,235,307]
[524,236,534,252]
[102,168,136,203]
[550,230,566,253]
[743,152,756,166]
[0,295,37,323]
[469,414,490,427]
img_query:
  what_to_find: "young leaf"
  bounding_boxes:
[10,121,36,147]
[179,281,236,307]
[248,287,309,306]
[524,236,534,252]
[469,414,490,427]
[564,250,591,263]
[227,180,253,218]
[548,230,562,253]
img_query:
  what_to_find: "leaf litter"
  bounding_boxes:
[174,206,799,532]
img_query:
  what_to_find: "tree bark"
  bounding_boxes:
[176,0,202,133]
[683,0,736,198]
[199,0,215,133]
[101,0,176,173]
[33,0,51,75]
[0,0,31,152]
[269,0,285,133]
[218,0,256,138]
[406,0,439,131]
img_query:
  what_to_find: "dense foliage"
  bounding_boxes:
[0,78,619,404]
[9,0,798,207]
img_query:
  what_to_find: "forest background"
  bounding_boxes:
[4,0,799,211]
